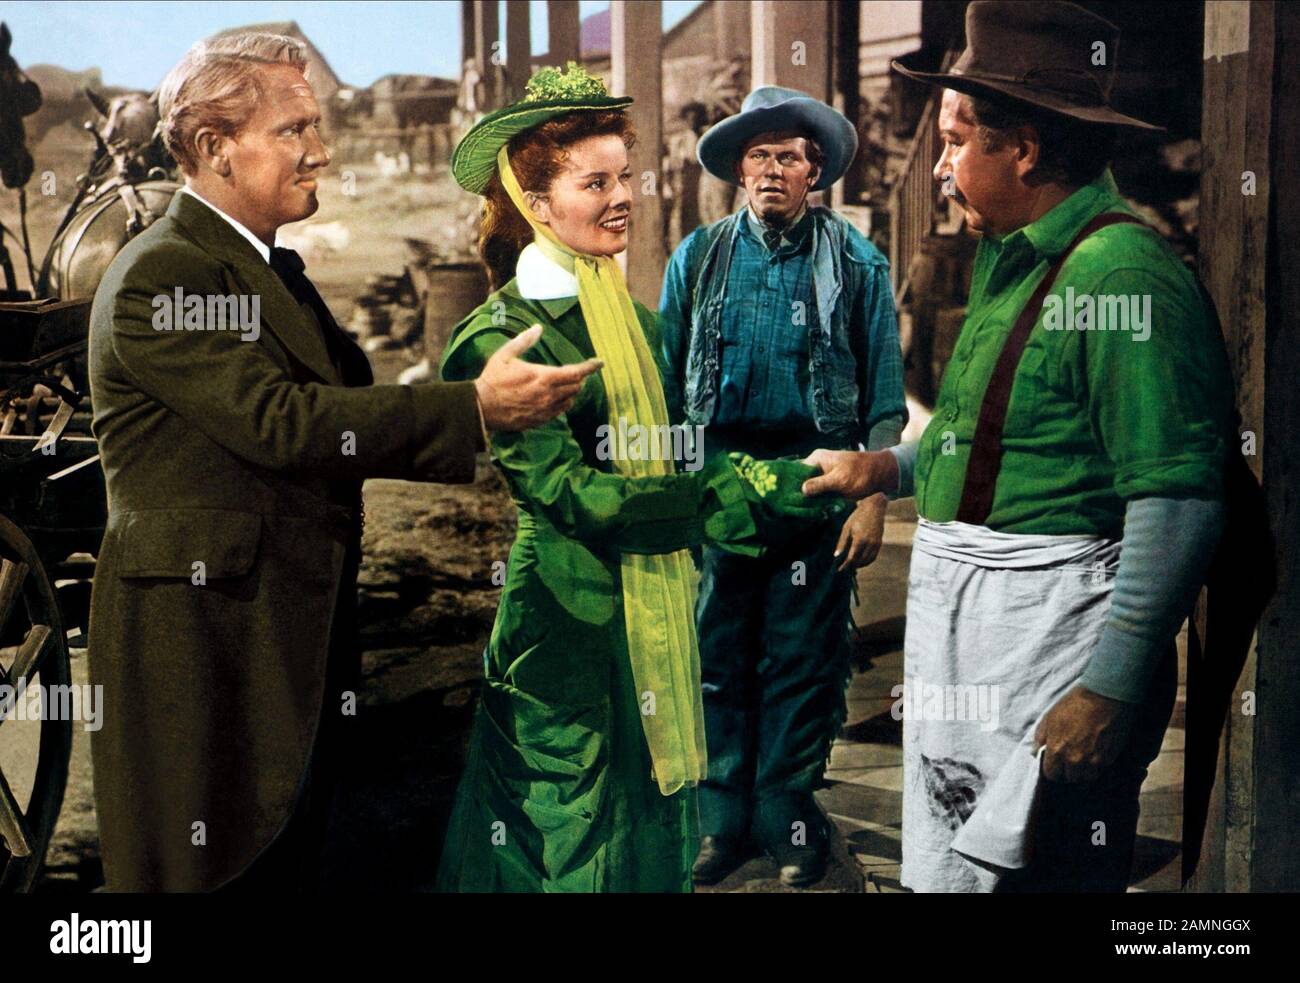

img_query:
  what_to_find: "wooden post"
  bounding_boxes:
[750,0,831,96]
[713,0,730,63]
[546,0,581,67]
[610,0,665,309]
[750,1,836,208]
[1254,0,1300,891]
[1189,0,1300,892]
[831,0,861,208]
[461,1,475,73]
[505,0,532,102]
[472,0,501,109]
[751,1,778,89]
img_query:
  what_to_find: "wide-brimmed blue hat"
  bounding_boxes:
[696,86,858,192]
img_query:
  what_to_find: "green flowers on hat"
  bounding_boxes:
[451,62,632,195]
[523,61,609,103]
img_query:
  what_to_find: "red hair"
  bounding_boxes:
[478,110,636,291]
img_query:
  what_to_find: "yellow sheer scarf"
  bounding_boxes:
[496,145,705,796]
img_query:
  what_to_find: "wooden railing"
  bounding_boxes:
[888,49,959,306]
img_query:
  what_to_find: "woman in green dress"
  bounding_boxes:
[435,66,834,892]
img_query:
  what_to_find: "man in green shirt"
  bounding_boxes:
[802,1,1233,891]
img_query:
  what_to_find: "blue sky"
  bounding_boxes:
[3,0,702,89]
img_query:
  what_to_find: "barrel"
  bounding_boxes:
[423,262,489,368]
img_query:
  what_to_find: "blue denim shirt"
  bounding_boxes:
[659,206,906,453]
[710,206,818,432]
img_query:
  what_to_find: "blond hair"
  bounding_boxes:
[158,32,308,174]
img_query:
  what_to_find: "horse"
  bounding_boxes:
[37,88,178,299]
[84,87,171,180]
[0,21,43,293]
[0,23,40,191]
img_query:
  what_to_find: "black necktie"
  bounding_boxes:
[762,227,783,252]
[270,246,366,528]
[270,246,330,327]
[269,246,352,375]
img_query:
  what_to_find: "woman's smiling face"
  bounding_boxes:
[528,133,632,256]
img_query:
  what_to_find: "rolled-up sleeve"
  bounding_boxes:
[1083,267,1230,502]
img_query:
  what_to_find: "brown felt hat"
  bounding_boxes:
[892,0,1163,131]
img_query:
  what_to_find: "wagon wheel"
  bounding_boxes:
[0,514,72,892]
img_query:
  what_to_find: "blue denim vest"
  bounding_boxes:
[680,207,874,445]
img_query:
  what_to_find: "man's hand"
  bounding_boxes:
[801,448,899,500]
[1034,685,1137,783]
[834,492,887,572]
[474,324,603,432]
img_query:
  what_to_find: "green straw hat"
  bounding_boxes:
[451,62,633,196]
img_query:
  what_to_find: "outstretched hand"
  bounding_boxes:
[801,448,899,500]
[474,324,603,432]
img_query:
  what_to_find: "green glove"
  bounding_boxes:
[728,453,849,543]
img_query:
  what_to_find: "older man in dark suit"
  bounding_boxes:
[87,32,599,891]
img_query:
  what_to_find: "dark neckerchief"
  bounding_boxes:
[749,205,814,254]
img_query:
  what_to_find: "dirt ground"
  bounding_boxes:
[3,124,515,892]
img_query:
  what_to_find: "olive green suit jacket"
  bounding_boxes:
[86,190,484,891]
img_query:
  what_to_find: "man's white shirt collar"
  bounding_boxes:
[515,241,578,299]
[180,185,277,264]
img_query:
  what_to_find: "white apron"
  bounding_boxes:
[899,517,1121,893]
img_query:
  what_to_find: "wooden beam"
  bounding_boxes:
[0,558,28,641]
[749,0,836,209]
[547,0,581,67]
[505,0,532,102]
[1189,0,1300,892]
[751,0,778,89]
[1250,0,1300,892]
[713,0,730,63]
[750,0,831,96]
[610,0,665,309]
[0,763,33,857]
[472,0,501,109]
[461,1,475,74]
[8,625,51,683]
[832,0,861,207]
[1187,0,1267,895]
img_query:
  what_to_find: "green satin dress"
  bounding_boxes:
[433,279,788,892]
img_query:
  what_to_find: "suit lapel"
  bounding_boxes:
[166,192,340,384]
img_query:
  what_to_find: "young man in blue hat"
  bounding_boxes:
[659,86,907,887]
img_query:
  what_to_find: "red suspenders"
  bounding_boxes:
[955,212,1147,525]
